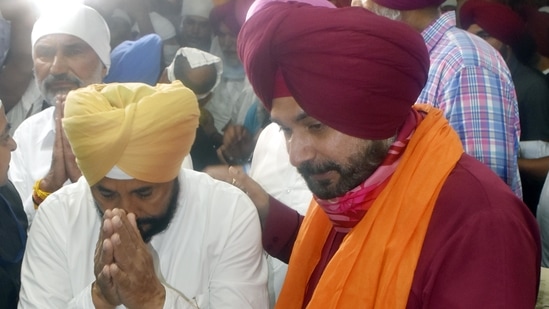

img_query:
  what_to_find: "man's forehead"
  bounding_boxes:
[270,96,308,122]
[34,33,91,49]
[183,15,210,24]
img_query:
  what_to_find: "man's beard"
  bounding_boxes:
[38,73,83,104]
[95,178,180,243]
[297,140,391,200]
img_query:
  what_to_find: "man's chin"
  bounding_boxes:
[306,179,340,200]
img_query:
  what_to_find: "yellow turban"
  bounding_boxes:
[62,81,199,186]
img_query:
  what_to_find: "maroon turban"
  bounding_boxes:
[460,0,525,46]
[372,0,445,10]
[210,1,242,36]
[238,2,429,140]
[522,6,549,57]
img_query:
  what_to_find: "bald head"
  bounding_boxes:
[173,55,218,97]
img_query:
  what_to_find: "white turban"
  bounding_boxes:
[166,47,222,98]
[31,4,111,72]
[132,12,176,41]
[149,12,176,41]
[181,0,214,18]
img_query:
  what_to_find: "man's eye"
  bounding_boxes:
[308,123,323,131]
[136,189,153,199]
[99,190,116,199]
[35,50,55,60]
[137,192,152,199]
[0,134,10,144]
[65,48,84,57]
[279,126,292,139]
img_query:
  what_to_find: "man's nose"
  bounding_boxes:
[287,134,315,168]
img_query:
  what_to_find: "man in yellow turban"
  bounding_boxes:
[18,82,269,308]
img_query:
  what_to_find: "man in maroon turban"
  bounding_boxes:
[238,1,540,308]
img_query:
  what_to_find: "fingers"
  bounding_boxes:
[93,210,121,306]
[54,94,67,120]
[228,166,248,192]
[203,164,232,182]
[109,209,144,271]
[104,209,164,308]
[94,211,115,277]
[126,212,139,231]
[94,264,121,306]
[223,125,248,144]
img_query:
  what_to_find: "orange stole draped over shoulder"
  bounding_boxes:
[276,105,464,309]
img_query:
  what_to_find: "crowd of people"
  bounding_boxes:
[1,0,549,308]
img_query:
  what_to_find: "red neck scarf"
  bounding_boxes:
[316,110,421,232]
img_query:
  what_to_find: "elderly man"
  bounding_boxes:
[238,2,540,308]
[18,82,268,308]
[160,47,225,171]
[8,4,110,224]
[178,0,214,52]
[353,0,523,198]
[206,1,256,133]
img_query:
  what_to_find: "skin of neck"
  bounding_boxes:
[399,6,441,32]
[537,54,549,73]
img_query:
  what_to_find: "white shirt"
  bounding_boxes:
[537,171,549,267]
[249,123,312,307]
[6,78,44,135]
[249,123,311,215]
[19,169,269,309]
[205,77,255,133]
[9,106,58,225]
[9,106,194,226]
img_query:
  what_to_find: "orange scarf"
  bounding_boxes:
[275,105,464,309]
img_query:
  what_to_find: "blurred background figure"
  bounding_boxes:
[178,0,214,52]
[104,33,163,85]
[160,46,224,171]
[0,1,40,134]
[460,0,549,214]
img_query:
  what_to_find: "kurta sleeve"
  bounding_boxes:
[18,196,92,308]
[262,196,303,263]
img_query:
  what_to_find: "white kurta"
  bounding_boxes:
[6,78,44,135]
[19,169,268,308]
[9,106,193,226]
[9,107,58,225]
[249,123,312,307]
[205,77,255,133]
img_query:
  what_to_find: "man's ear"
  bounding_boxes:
[101,65,108,79]
[198,92,213,107]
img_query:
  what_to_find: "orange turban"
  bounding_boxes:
[62,82,200,185]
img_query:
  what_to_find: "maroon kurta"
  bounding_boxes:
[263,154,541,308]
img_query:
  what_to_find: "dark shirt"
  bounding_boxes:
[190,126,222,171]
[508,54,549,142]
[0,181,27,309]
